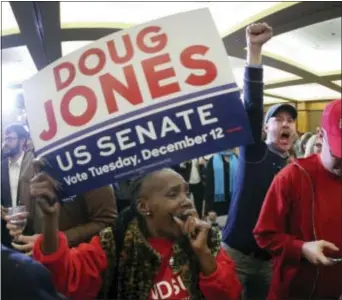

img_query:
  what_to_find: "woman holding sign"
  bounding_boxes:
[29,167,242,300]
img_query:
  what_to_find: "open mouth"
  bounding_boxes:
[174,213,190,221]
[279,132,291,146]
[173,209,197,222]
[281,132,290,139]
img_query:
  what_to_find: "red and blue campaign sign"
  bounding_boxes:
[23,8,252,197]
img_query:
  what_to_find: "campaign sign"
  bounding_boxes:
[23,8,252,197]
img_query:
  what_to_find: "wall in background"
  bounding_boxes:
[308,111,322,132]
[1,92,25,134]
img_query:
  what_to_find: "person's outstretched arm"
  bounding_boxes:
[30,172,108,300]
[242,23,273,162]
[33,232,107,300]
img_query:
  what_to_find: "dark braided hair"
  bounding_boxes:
[108,170,167,299]
[107,174,148,299]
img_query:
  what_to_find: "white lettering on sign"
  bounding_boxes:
[55,104,218,172]
[150,275,187,299]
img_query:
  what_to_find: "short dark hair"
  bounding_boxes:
[4,124,29,140]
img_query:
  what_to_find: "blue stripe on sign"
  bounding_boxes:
[36,82,238,156]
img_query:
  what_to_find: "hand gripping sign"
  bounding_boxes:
[23,8,253,197]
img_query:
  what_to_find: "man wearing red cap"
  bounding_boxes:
[254,99,342,300]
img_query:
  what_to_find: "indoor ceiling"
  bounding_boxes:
[1,1,341,106]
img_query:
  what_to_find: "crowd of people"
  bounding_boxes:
[1,22,341,300]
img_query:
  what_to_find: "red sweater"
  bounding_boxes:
[33,232,242,300]
[253,155,342,300]
[148,238,190,299]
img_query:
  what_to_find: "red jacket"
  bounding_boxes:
[253,155,342,300]
[33,232,242,300]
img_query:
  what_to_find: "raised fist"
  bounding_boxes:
[246,23,273,47]
[30,172,60,217]
[30,159,60,217]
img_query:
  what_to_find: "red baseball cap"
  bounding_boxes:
[322,99,341,158]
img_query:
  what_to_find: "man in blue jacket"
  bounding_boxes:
[222,23,297,300]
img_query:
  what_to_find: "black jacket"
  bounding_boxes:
[1,245,68,300]
[203,155,231,216]
[173,159,204,183]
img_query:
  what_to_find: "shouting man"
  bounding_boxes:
[221,23,297,300]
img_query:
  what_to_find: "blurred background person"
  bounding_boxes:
[203,149,238,227]
[296,132,313,157]
[173,158,205,217]
[6,184,118,253]
[304,133,323,157]
[113,180,133,213]
[1,124,34,248]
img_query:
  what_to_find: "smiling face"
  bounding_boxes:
[264,110,296,153]
[137,169,196,240]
